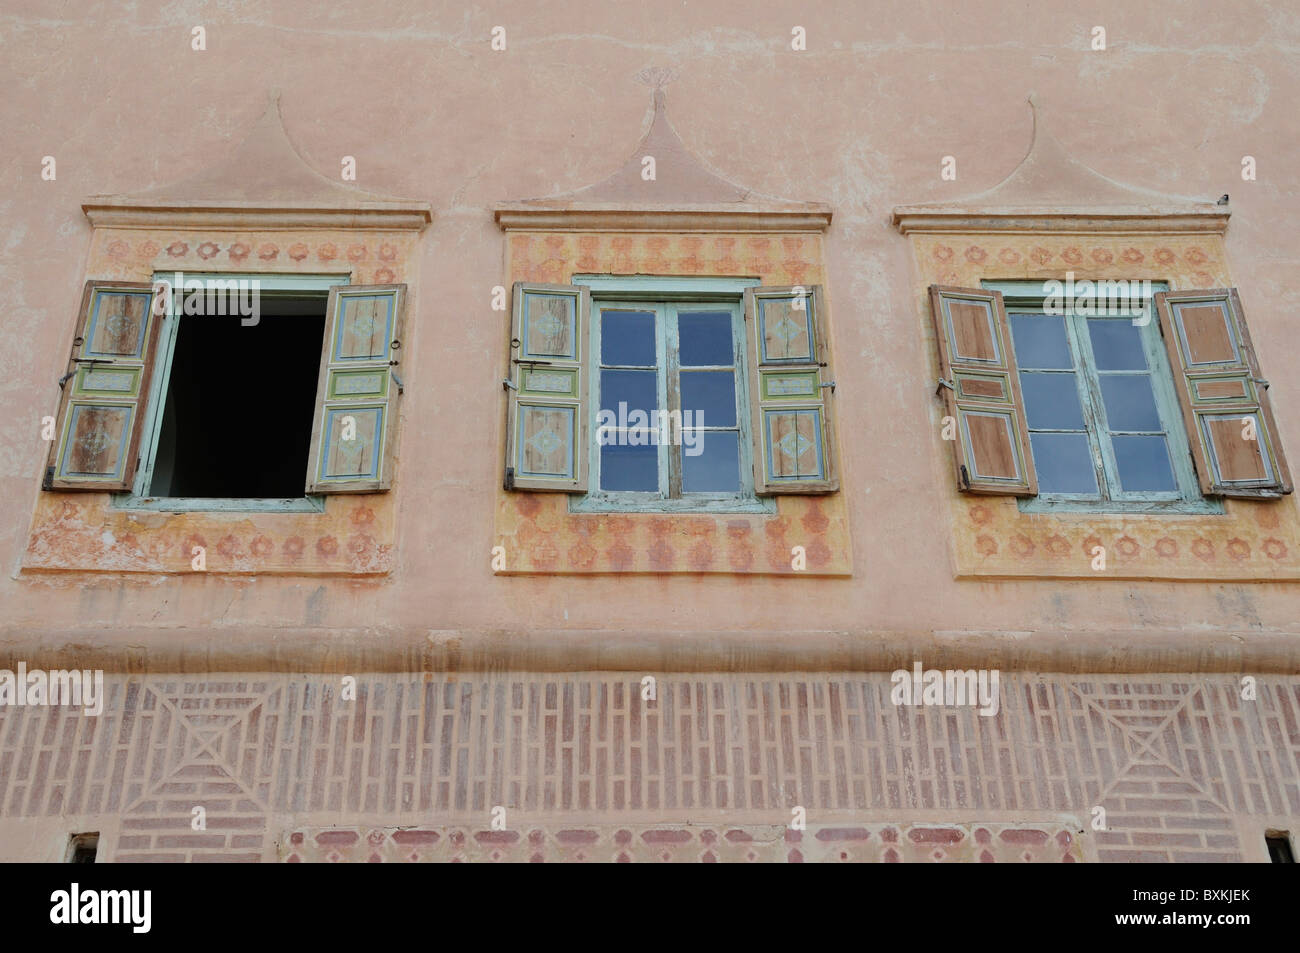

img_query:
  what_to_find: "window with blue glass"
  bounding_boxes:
[985,281,1217,513]
[582,294,765,511]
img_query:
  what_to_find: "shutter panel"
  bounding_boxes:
[306,284,407,493]
[744,285,839,494]
[928,285,1037,495]
[45,281,165,491]
[503,282,590,492]
[1154,288,1292,498]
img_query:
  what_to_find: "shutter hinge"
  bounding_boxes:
[502,378,518,391]
[1252,377,1270,390]
[391,371,404,394]
[41,466,54,491]
[936,377,955,395]
[820,380,836,393]
[504,467,515,491]
[959,464,970,490]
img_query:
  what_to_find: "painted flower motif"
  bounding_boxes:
[1091,248,1114,265]
[216,535,240,557]
[1029,247,1052,265]
[373,268,396,283]
[258,243,279,260]
[998,248,1021,265]
[348,535,370,555]
[138,240,160,258]
[1263,538,1287,560]
[288,243,309,261]
[1045,535,1070,556]
[316,536,339,557]
[1121,247,1144,264]
[349,506,376,528]
[317,243,337,261]
[197,242,220,260]
[1081,535,1103,558]
[282,536,304,557]
[1191,538,1215,561]
[974,535,998,555]
[1010,534,1035,557]
[969,504,992,526]
[1226,538,1250,560]
[378,243,397,261]
[107,240,130,258]
[250,535,274,556]
[182,535,207,557]
[963,246,987,264]
[228,242,250,262]
[1061,247,1083,265]
[1153,247,1176,265]
[1115,535,1140,557]
[167,241,189,257]
[347,244,367,262]
[1184,247,1208,265]
[1155,537,1178,558]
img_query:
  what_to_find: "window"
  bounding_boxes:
[1266,831,1295,863]
[986,280,1217,514]
[66,832,98,863]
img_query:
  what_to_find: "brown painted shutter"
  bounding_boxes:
[503,282,590,492]
[929,285,1037,495]
[306,284,407,493]
[744,285,838,494]
[1154,288,1291,498]
[45,281,165,491]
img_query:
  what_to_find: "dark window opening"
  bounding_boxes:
[1266,831,1294,863]
[149,297,326,498]
[67,832,98,863]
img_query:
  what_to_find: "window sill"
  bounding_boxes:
[570,494,776,515]
[1018,496,1224,516]
[111,495,327,514]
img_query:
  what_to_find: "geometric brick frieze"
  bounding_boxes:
[279,822,1085,862]
[2,672,1297,861]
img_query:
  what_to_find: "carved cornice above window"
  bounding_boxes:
[82,92,431,232]
[893,97,1229,235]
[495,85,831,232]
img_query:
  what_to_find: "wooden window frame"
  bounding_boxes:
[570,277,774,515]
[112,272,349,514]
[984,280,1222,515]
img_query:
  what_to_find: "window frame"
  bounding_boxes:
[112,272,349,513]
[983,279,1222,515]
[570,275,775,515]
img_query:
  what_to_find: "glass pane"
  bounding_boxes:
[601,310,655,366]
[1113,434,1176,492]
[1100,375,1163,432]
[600,369,657,417]
[1010,314,1072,369]
[1020,372,1085,430]
[678,311,734,366]
[680,370,737,427]
[682,431,740,492]
[600,443,658,491]
[1029,432,1098,495]
[1088,319,1147,370]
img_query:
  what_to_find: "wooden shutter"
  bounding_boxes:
[306,284,407,493]
[744,285,838,494]
[503,282,590,492]
[1154,288,1291,498]
[44,281,165,491]
[929,285,1037,495]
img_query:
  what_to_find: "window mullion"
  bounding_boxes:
[661,304,677,499]
[1066,309,1116,501]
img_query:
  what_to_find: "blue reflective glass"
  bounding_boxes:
[1010,314,1072,369]
[1100,375,1162,432]
[1020,372,1085,430]
[679,371,736,428]
[600,369,657,416]
[600,443,658,491]
[682,431,740,492]
[1088,319,1147,371]
[678,311,734,366]
[1113,434,1176,492]
[601,310,655,366]
[1029,432,1098,495]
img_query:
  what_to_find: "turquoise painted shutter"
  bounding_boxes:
[504,282,590,492]
[45,281,165,491]
[306,284,407,493]
[743,285,839,494]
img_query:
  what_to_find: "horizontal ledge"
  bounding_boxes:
[83,201,432,231]
[495,202,833,232]
[2,625,1297,674]
[892,206,1229,235]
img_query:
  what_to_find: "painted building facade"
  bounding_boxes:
[1,1,1298,862]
